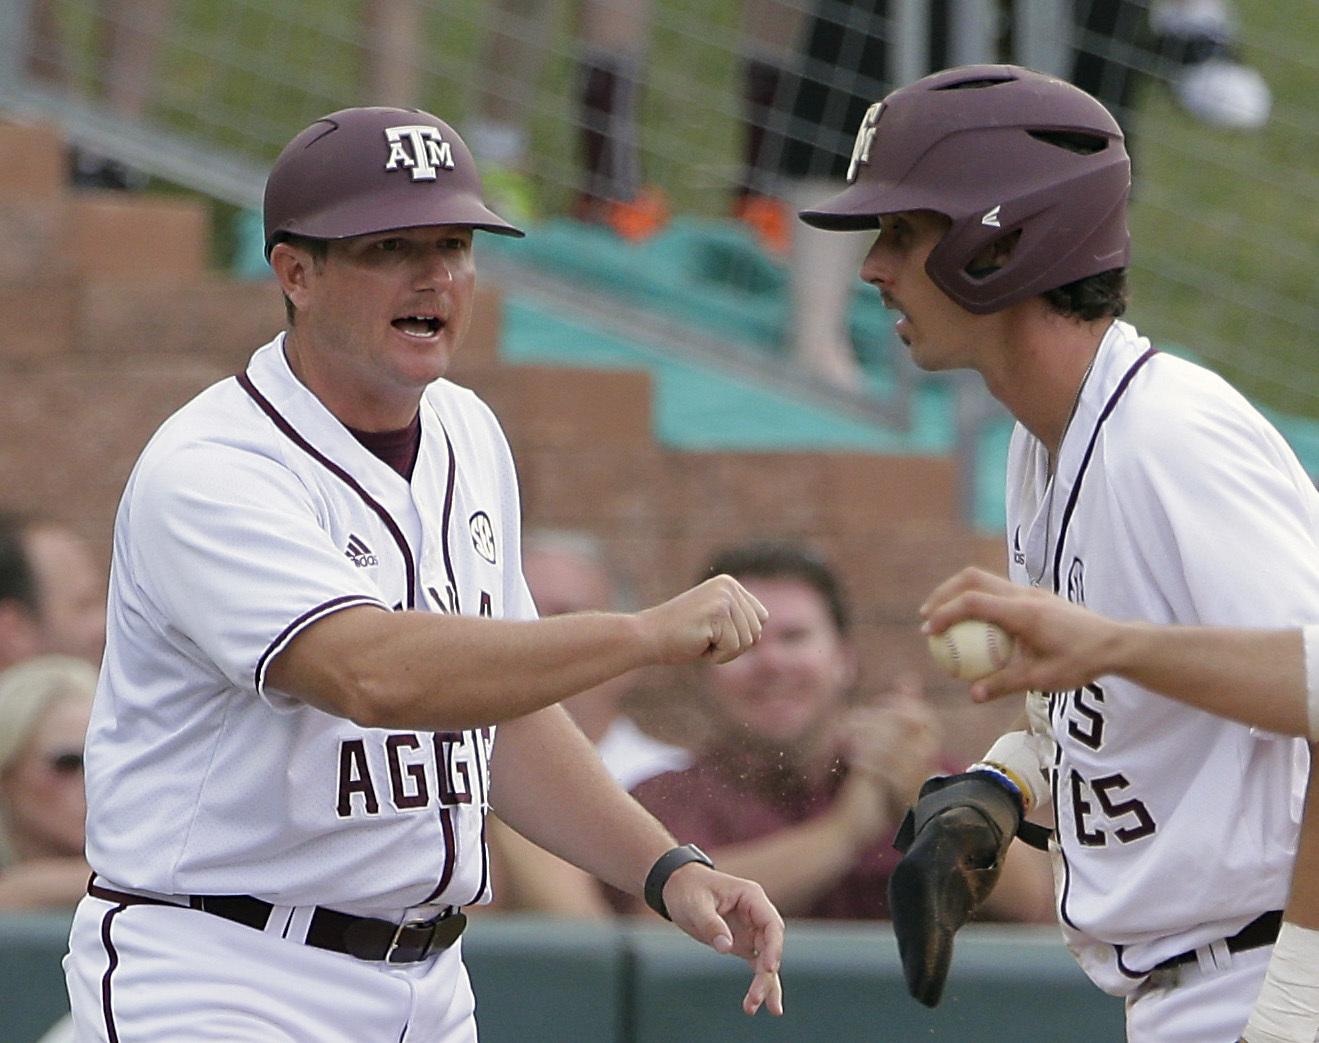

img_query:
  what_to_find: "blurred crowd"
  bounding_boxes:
[0,513,103,910]
[0,508,1053,926]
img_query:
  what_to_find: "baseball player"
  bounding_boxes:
[63,106,784,1041]
[922,574,1319,1043]
[799,65,1319,1041]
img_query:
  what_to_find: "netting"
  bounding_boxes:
[10,0,1316,416]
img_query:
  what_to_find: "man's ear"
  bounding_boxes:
[269,242,316,311]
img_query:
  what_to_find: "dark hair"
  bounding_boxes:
[702,541,849,633]
[273,234,330,325]
[1042,267,1128,321]
[0,513,38,614]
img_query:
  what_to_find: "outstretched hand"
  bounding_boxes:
[920,567,1122,699]
[661,863,785,1016]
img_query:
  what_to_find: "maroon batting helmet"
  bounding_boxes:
[263,106,524,258]
[799,65,1130,314]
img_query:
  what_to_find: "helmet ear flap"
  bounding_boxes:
[964,229,1022,280]
[923,152,1130,315]
[925,213,1044,315]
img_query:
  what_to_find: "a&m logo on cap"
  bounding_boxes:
[384,125,455,181]
[846,102,884,184]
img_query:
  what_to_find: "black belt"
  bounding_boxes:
[1152,910,1283,972]
[88,878,466,963]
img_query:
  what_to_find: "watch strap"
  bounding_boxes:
[643,843,714,920]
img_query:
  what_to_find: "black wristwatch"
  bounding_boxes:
[644,843,714,920]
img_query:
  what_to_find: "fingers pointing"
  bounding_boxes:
[744,968,785,1016]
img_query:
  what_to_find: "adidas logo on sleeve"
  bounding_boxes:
[345,535,378,568]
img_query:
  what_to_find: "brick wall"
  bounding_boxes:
[0,119,1016,763]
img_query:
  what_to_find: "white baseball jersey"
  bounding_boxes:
[84,334,535,918]
[1005,320,1319,997]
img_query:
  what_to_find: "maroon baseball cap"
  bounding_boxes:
[800,65,1130,314]
[263,107,524,258]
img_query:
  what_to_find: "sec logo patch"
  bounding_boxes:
[1067,556,1085,605]
[469,511,496,563]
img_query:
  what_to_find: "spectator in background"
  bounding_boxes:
[24,0,174,188]
[1148,0,1271,129]
[0,513,106,671]
[467,0,814,247]
[357,0,669,238]
[523,530,692,789]
[483,530,694,915]
[728,0,810,257]
[758,0,892,391]
[0,656,97,910]
[1070,0,1270,169]
[357,0,811,249]
[359,0,420,109]
[629,541,1054,921]
[464,0,668,239]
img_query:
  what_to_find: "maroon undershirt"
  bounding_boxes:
[347,413,422,480]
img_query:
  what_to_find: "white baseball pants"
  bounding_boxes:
[64,893,478,1042]
[1125,941,1271,1042]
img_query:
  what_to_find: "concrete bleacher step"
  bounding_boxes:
[0,355,240,528]
[0,119,216,365]
[0,197,72,284]
[0,277,78,360]
[69,192,210,281]
[0,120,209,279]
[471,365,654,451]
[77,276,284,365]
[0,120,65,200]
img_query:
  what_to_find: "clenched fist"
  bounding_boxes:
[638,575,769,665]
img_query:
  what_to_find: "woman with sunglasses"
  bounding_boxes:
[0,655,96,910]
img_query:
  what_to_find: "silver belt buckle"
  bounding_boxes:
[385,917,435,963]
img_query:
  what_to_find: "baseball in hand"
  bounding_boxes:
[927,620,1014,681]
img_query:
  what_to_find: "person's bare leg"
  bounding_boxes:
[25,0,70,86]
[98,0,174,118]
[737,0,809,193]
[783,177,869,390]
[575,0,650,208]
[469,0,556,169]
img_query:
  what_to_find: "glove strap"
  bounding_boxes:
[1017,820,1052,851]
[967,763,1052,851]
[894,771,1050,854]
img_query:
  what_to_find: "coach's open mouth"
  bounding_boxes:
[392,315,444,338]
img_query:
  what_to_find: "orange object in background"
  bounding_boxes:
[573,185,670,242]
[733,192,791,257]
